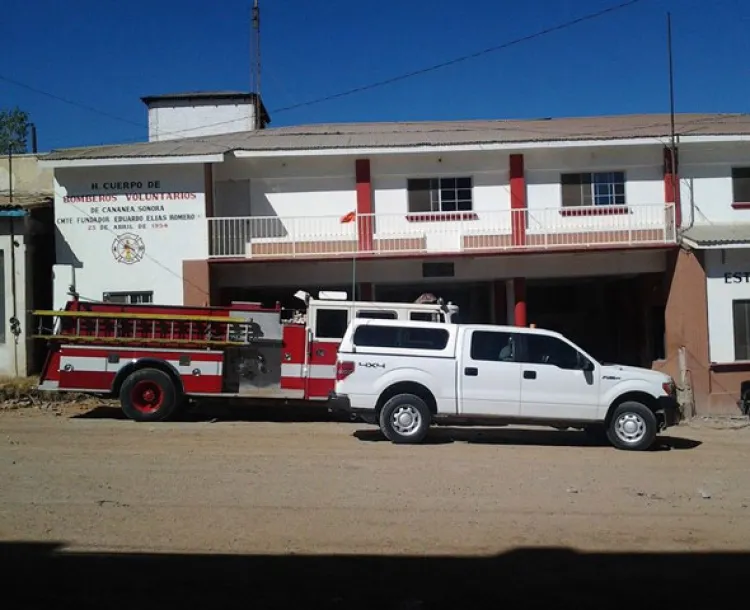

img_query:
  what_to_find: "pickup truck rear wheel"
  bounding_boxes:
[606,401,657,451]
[379,394,432,444]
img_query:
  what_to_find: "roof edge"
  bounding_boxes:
[141,91,271,125]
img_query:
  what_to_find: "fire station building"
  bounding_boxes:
[39,93,750,414]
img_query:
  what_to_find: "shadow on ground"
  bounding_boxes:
[2,541,745,608]
[72,402,353,424]
[354,427,702,450]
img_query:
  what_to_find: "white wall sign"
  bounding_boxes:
[54,165,208,307]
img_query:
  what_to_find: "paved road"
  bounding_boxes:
[2,404,750,607]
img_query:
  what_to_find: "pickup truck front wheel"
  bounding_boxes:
[379,394,432,444]
[606,401,658,451]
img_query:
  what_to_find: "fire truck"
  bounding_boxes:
[33,290,459,421]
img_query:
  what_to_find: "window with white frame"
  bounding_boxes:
[407,177,473,213]
[561,171,626,207]
[732,168,750,203]
[103,291,154,305]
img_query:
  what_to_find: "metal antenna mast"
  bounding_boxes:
[252,0,262,129]
[667,12,678,209]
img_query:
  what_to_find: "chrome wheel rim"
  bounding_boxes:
[614,412,647,444]
[391,405,422,436]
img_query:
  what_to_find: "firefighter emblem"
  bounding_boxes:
[111,233,145,265]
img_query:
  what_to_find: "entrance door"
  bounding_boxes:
[458,328,522,416]
[518,333,600,421]
[307,306,351,399]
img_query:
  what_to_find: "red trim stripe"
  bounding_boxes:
[58,368,223,394]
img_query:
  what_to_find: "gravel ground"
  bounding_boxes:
[2,402,749,608]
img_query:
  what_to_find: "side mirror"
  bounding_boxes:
[577,352,594,371]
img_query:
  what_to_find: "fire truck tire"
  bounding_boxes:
[120,368,179,422]
[379,393,432,444]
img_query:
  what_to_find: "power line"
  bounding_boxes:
[1,1,650,142]
[0,74,144,128]
[270,0,650,114]
[0,71,273,144]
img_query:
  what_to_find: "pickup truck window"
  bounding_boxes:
[470,331,517,362]
[353,324,450,350]
[522,334,580,370]
[315,309,349,339]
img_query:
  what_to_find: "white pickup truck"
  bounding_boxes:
[329,318,681,451]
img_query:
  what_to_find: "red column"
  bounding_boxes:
[355,159,374,252]
[663,147,682,228]
[510,154,527,247]
[513,277,527,327]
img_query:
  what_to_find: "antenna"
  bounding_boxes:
[251,0,262,129]
[667,11,677,206]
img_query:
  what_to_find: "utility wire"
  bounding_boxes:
[0,74,144,128]
[1,1,650,142]
[270,0,650,113]
[4,65,750,149]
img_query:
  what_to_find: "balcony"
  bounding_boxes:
[207,204,677,260]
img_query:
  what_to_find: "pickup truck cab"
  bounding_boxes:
[330,319,681,451]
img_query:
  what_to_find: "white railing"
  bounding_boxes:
[208,204,677,259]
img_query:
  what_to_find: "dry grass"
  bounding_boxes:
[0,375,93,408]
[0,375,41,401]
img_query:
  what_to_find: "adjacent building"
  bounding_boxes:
[37,94,750,414]
[0,154,55,377]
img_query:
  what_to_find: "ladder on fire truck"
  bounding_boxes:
[32,308,259,347]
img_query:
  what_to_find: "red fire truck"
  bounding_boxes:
[33,290,459,421]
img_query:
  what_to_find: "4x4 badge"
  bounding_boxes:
[361,362,386,368]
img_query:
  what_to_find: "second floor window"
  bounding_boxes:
[407,177,473,213]
[561,171,626,207]
[732,168,750,203]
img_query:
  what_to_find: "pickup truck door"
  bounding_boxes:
[458,329,522,416]
[518,334,600,421]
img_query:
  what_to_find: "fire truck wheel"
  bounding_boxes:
[120,368,179,422]
[379,393,432,444]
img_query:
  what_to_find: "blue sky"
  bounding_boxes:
[2,0,748,151]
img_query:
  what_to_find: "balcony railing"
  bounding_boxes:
[208,203,677,260]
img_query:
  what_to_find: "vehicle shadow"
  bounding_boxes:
[72,402,355,424]
[353,427,702,450]
[2,541,746,607]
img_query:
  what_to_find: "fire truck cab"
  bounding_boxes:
[34,290,458,421]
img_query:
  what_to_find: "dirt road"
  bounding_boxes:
[2,404,750,607]
[2,402,750,555]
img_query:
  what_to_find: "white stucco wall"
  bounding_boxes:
[213,145,671,245]
[679,141,750,226]
[704,248,750,363]
[147,100,258,142]
[53,165,207,307]
[526,145,664,206]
